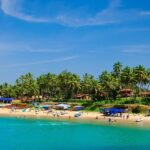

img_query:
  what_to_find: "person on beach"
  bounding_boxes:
[35,109,38,114]
[11,107,14,112]
[53,113,55,117]
[122,115,126,119]
[95,116,98,120]
[127,114,129,119]
[14,106,17,112]
[120,113,122,118]
[108,118,111,123]
[11,107,15,112]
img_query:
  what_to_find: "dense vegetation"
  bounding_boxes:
[0,62,150,103]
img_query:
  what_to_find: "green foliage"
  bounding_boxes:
[131,105,148,114]
[0,62,150,104]
[132,106,142,114]
[58,71,81,99]
[15,73,39,98]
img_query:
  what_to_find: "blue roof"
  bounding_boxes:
[103,108,126,114]
[0,98,13,101]
[75,106,82,108]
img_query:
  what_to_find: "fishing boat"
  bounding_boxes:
[74,112,81,117]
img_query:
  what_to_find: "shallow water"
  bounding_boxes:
[0,117,150,150]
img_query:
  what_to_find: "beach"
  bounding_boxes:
[0,108,150,127]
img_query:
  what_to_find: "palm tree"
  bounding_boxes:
[0,83,16,98]
[37,74,47,97]
[133,65,149,97]
[81,73,102,100]
[99,71,119,100]
[46,73,59,98]
[112,61,123,79]
[92,81,103,100]
[121,66,135,89]
[81,73,94,94]
[58,71,81,99]
[16,73,39,100]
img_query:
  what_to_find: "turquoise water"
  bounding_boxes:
[0,117,150,150]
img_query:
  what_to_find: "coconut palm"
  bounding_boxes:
[16,73,39,99]
[0,83,16,98]
[121,66,135,88]
[133,65,149,96]
[112,61,123,79]
[58,71,81,99]
[81,73,102,100]
[99,71,119,100]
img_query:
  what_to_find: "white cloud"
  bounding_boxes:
[0,0,49,22]
[87,45,150,54]
[0,0,139,26]
[54,0,122,26]
[0,42,66,53]
[0,56,78,67]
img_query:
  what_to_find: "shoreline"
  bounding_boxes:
[0,108,150,128]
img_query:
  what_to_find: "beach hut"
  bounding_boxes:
[120,89,132,97]
[73,106,84,111]
[101,108,127,116]
[55,104,70,110]
[141,92,150,97]
[0,98,13,103]
[74,94,92,100]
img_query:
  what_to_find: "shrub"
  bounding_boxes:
[132,106,142,114]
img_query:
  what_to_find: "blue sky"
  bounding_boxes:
[0,0,150,83]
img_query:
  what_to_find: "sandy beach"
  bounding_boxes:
[0,108,150,127]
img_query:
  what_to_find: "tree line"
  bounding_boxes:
[0,62,150,101]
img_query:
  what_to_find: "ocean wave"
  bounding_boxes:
[38,122,71,126]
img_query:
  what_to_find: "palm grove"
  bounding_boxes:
[0,62,150,102]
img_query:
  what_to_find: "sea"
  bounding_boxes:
[0,117,150,150]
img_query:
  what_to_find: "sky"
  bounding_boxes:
[0,0,150,83]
